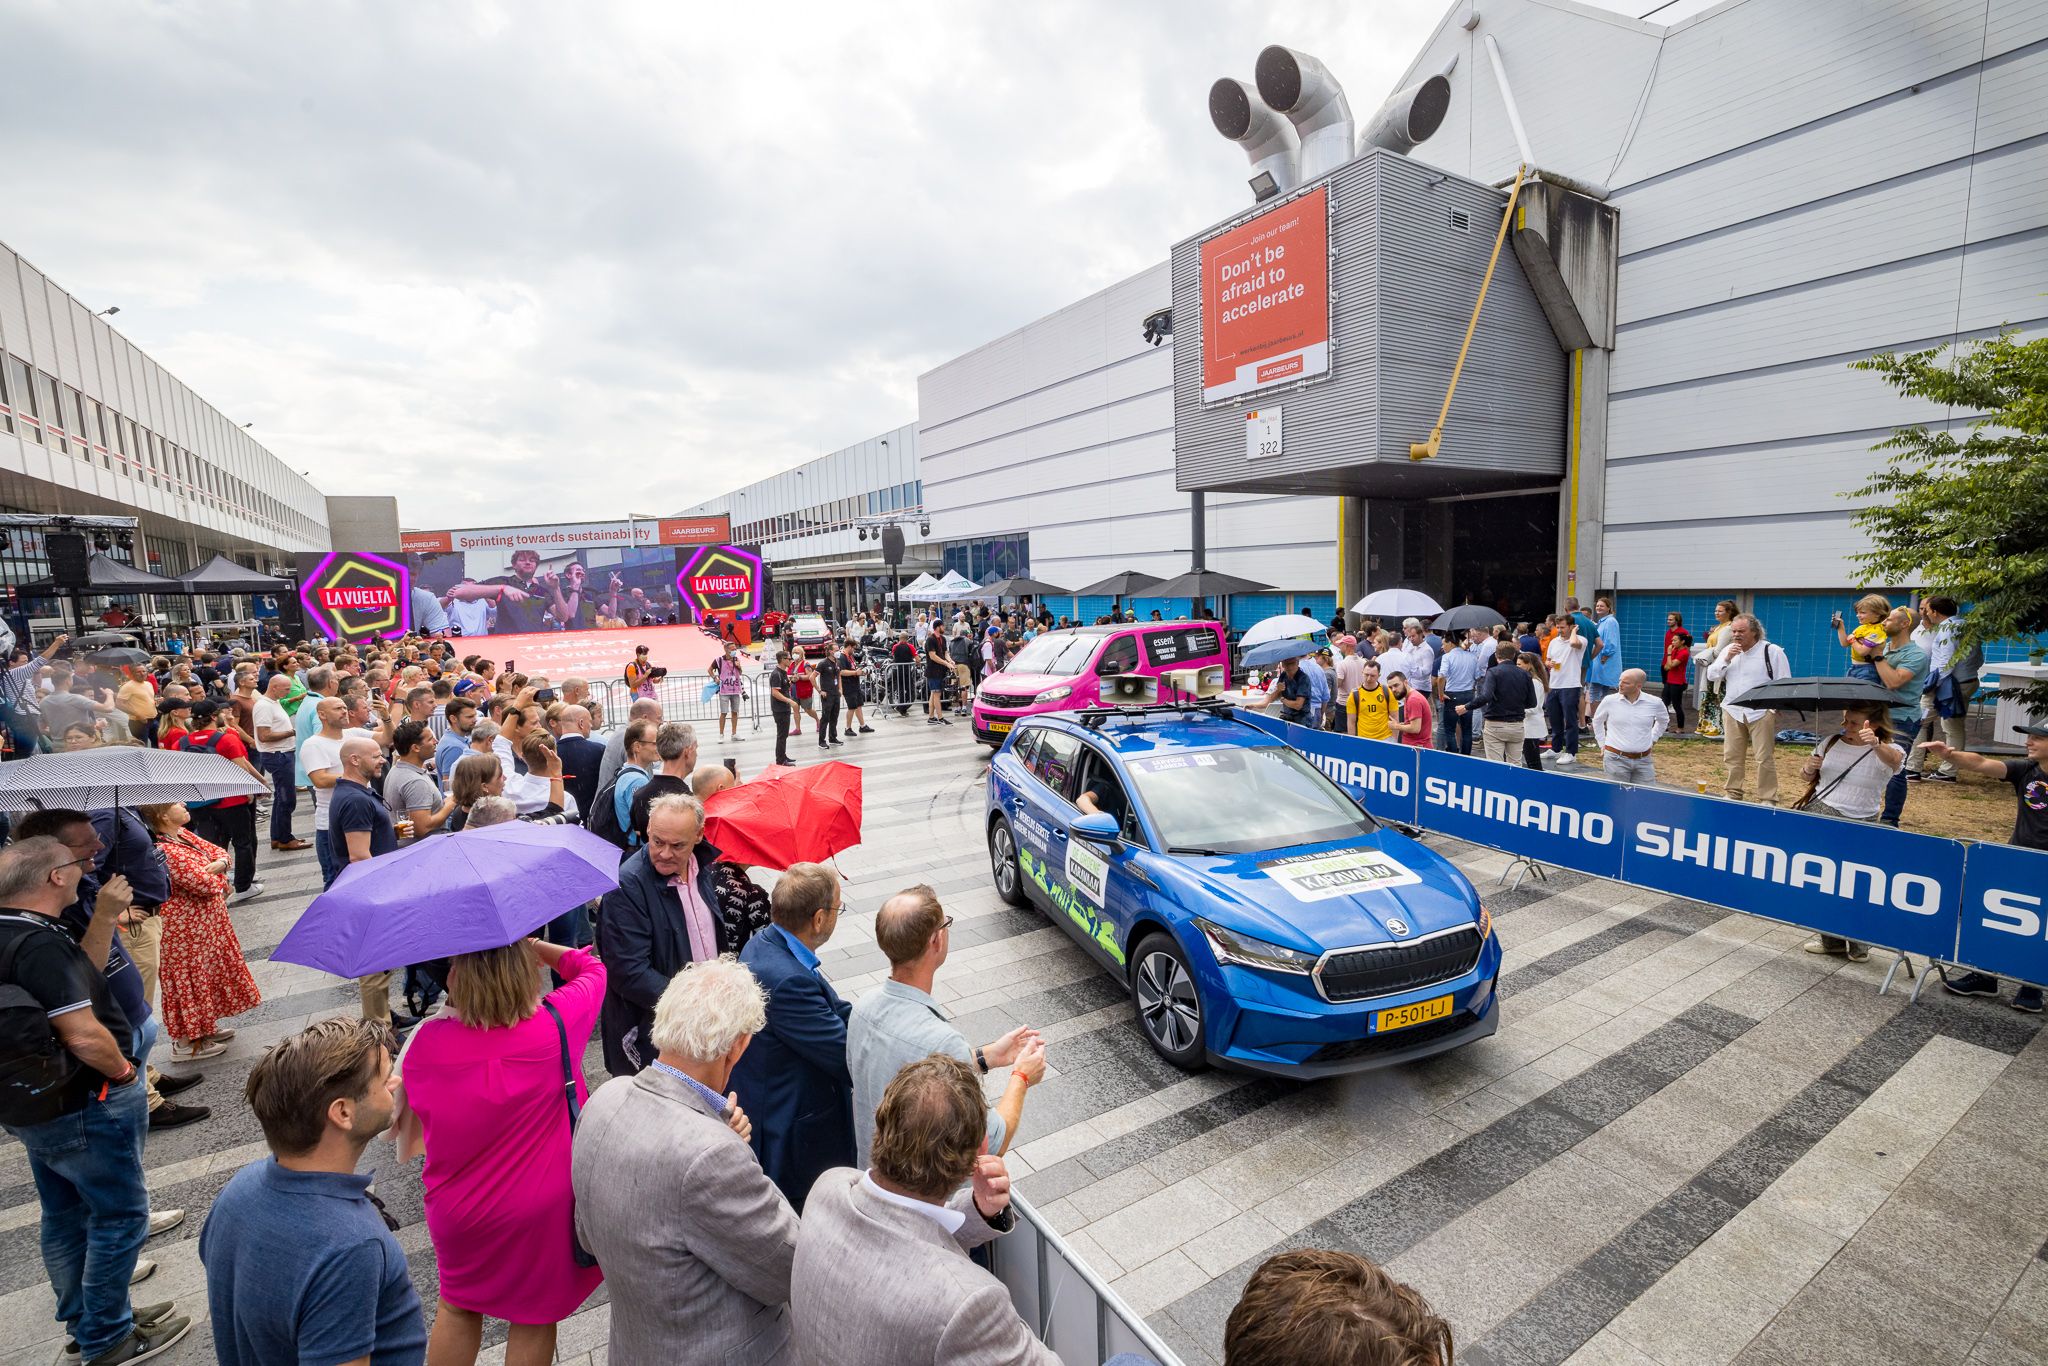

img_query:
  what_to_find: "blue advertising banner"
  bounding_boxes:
[1283,724,1419,824]
[1233,709,1289,741]
[1955,841,2048,985]
[1618,788,1963,959]
[1416,747,1627,879]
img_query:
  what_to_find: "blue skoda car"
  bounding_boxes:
[985,706,1501,1076]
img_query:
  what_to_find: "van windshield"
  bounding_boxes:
[1006,633,1099,677]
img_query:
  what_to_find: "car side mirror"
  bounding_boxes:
[1072,812,1121,844]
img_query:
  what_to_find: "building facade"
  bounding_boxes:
[0,236,329,635]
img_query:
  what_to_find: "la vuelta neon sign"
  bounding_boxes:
[300,551,412,642]
[675,544,764,621]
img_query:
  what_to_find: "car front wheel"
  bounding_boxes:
[1132,932,1207,1070]
[989,818,1030,907]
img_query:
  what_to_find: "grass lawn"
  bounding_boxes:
[1551,734,2016,845]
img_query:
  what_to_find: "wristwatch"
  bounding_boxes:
[980,1201,1016,1232]
[973,1046,988,1074]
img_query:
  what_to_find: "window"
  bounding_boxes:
[0,358,10,435]
[6,357,37,443]
[1096,634,1141,676]
[41,374,67,452]
[1028,729,1083,800]
[86,399,110,466]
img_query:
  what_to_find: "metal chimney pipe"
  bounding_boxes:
[1209,78,1300,201]
[1254,46,1355,182]
[1359,73,1453,155]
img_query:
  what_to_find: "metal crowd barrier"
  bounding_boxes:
[589,673,765,733]
[991,1192,1186,1366]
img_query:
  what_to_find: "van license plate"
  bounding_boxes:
[1374,995,1452,1033]
[988,721,1012,734]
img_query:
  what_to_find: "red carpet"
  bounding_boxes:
[453,624,726,682]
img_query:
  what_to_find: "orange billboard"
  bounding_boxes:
[398,514,730,556]
[1199,184,1330,403]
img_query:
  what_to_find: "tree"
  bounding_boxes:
[1849,328,2048,714]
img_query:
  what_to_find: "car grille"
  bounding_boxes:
[978,691,1038,710]
[1315,927,1484,1003]
[1306,1010,1473,1064]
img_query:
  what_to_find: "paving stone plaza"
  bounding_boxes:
[3,713,2042,1366]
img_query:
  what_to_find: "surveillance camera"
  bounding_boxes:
[1141,307,1173,347]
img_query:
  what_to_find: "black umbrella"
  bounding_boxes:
[978,575,1072,599]
[82,647,151,668]
[1431,605,1507,632]
[1147,568,1274,600]
[72,631,141,649]
[1727,676,1898,715]
[1072,570,1166,599]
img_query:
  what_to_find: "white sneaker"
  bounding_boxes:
[147,1209,185,1237]
[130,1258,157,1285]
[231,883,264,903]
[1554,753,1576,765]
[171,1040,227,1062]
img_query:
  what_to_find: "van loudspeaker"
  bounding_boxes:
[1104,674,1159,704]
[1163,667,1230,699]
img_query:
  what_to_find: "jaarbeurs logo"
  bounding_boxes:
[299,551,412,642]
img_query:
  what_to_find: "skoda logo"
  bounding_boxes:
[1386,918,1410,938]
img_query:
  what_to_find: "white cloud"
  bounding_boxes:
[0,0,1465,530]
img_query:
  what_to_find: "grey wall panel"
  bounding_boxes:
[1604,432,1900,525]
[1173,150,1565,499]
[0,249,28,368]
[22,265,56,368]
[920,348,1169,461]
[69,299,100,396]
[1604,513,1865,591]
[1612,233,2043,393]
[921,394,1169,493]
[1613,0,1991,187]
[1991,0,2048,52]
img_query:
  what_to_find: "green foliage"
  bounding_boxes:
[1849,328,2048,713]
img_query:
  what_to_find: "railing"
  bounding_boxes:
[992,1192,1187,1366]
[588,673,766,733]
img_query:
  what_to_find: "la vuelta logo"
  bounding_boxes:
[300,551,412,642]
[675,543,765,621]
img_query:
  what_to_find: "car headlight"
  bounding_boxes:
[1478,905,1493,940]
[1034,685,1072,703]
[1196,918,1318,975]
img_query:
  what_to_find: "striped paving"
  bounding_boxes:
[2,709,2044,1366]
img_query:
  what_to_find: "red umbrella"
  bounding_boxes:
[703,761,863,869]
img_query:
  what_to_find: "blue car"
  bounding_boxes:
[985,706,1501,1076]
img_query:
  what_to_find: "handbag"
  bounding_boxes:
[1790,735,1875,812]
[542,999,601,1269]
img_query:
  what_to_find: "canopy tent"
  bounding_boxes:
[18,552,188,595]
[908,570,983,602]
[892,572,939,601]
[177,553,295,595]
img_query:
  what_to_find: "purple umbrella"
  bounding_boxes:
[272,823,623,978]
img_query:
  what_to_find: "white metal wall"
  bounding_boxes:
[1387,0,2048,590]
[0,236,330,553]
[919,263,1335,594]
[672,421,923,567]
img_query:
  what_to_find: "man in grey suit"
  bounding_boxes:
[573,956,799,1366]
[790,1054,1063,1366]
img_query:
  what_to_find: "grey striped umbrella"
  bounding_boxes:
[0,747,269,813]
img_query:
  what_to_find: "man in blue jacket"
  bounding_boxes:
[729,862,853,1213]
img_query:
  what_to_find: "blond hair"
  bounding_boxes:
[445,942,541,1029]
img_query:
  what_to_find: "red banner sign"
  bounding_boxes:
[1200,184,1330,403]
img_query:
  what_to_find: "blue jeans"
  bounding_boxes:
[1546,686,1583,755]
[316,830,341,888]
[258,752,298,842]
[1881,766,1907,826]
[5,1076,151,1356]
[1585,681,1616,713]
[1439,691,1475,753]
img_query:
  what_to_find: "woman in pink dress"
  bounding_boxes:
[398,937,604,1366]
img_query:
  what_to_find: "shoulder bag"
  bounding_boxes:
[542,998,601,1269]
[1790,734,1875,812]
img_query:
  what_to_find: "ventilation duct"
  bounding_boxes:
[1209,78,1299,202]
[1359,74,1453,155]
[1254,45,1354,182]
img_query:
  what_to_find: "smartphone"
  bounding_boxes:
[503,659,515,673]
[723,758,738,777]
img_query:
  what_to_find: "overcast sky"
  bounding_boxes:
[0,0,1693,530]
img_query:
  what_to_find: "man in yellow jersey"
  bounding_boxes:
[1346,659,1394,740]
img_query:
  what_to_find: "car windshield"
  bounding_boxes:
[1123,745,1376,855]
[793,616,826,632]
[1006,633,1100,677]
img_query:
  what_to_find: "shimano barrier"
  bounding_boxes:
[1224,710,2045,987]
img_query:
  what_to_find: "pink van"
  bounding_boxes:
[970,622,1231,745]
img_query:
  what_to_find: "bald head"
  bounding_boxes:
[876,885,947,969]
[316,696,346,732]
[1618,668,1648,700]
[690,763,735,801]
[559,705,593,738]
[629,697,662,723]
[339,735,383,782]
[266,673,294,698]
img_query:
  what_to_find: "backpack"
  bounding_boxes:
[0,926,85,1127]
[587,775,632,851]
[172,730,231,809]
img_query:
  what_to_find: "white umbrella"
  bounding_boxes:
[1352,589,1444,618]
[0,747,269,813]
[1238,614,1329,650]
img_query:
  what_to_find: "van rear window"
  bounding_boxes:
[1142,627,1223,668]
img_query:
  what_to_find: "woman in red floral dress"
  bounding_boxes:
[139,801,261,1062]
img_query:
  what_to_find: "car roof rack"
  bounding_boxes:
[1073,699,1238,730]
